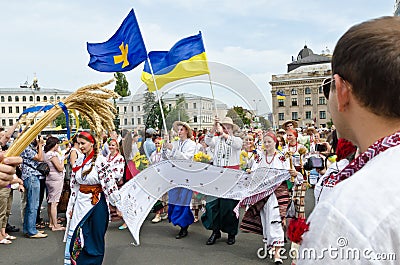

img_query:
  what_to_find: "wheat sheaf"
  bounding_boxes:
[5,79,118,157]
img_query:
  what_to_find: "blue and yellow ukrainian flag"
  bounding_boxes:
[141,32,209,91]
[87,9,147,72]
[277,91,286,100]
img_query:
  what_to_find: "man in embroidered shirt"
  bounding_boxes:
[298,16,400,264]
[202,116,243,246]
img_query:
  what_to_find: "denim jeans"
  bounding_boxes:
[23,175,40,236]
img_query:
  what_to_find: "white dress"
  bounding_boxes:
[63,155,121,264]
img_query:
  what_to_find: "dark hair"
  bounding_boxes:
[332,16,400,118]
[44,136,59,153]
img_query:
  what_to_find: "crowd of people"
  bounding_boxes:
[0,16,399,265]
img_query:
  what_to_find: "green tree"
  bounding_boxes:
[226,106,251,128]
[54,113,66,128]
[165,97,189,130]
[258,116,271,130]
[78,113,90,129]
[54,112,75,129]
[143,92,169,131]
[114,72,130,97]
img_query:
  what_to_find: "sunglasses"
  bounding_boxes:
[321,77,335,100]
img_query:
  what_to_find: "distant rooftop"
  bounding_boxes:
[287,45,331,72]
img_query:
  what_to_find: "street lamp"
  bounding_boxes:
[253,99,261,115]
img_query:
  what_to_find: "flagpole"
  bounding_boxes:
[146,58,169,139]
[207,73,218,118]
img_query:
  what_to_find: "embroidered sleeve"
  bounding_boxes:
[109,155,125,181]
[66,170,79,214]
[97,159,121,206]
[204,134,216,147]
[226,135,243,150]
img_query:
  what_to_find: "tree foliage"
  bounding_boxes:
[258,116,271,130]
[226,106,251,128]
[143,92,169,131]
[114,72,130,97]
[165,97,189,130]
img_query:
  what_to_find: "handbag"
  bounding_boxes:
[25,161,50,177]
[37,162,50,176]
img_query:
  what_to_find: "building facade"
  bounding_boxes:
[270,45,332,129]
[0,86,70,128]
[115,92,228,132]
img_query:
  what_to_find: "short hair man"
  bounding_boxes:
[298,16,400,264]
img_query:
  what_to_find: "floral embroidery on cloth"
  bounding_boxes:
[70,227,82,265]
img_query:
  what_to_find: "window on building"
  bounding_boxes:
[137,106,141,111]
[292,112,298,120]
[8,107,12,113]
[117,107,120,113]
[193,102,197,109]
[124,106,127,113]
[138,118,141,125]
[22,96,26,102]
[319,97,326,105]
[1,120,5,126]
[305,97,312,105]
[29,96,33,102]
[291,98,297,106]
[1,107,5,113]
[8,96,12,102]
[291,88,297,95]
[278,99,284,107]
[305,87,311,94]
[16,106,19,113]
[9,119,13,126]
[124,118,127,125]
[305,111,312,120]
[320,111,326,119]
[15,96,19,102]
[57,96,60,101]
[318,86,323,94]
[0,96,4,102]
[50,96,54,102]
[23,106,26,111]
[194,116,197,123]
[36,96,40,102]
[131,118,135,125]
[168,104,172,110]
[131,106,134,112]
[278,113,284,121]
[43,96,47,101]
[185,103,188,109]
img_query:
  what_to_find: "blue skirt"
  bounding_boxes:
[69,194,109,265]
[168,187,194,228]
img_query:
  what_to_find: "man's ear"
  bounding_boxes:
[334,74,351,112]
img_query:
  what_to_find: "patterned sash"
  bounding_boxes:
[324,130,400,187]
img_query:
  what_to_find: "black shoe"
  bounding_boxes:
[206,231,221,245]
[6,223,19,233]
[175,227,188,239]
[227,234,236,245]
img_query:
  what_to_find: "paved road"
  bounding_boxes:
[2,189,315,265]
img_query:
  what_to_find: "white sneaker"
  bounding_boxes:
[152,215,162,223]
[161,213,168,220]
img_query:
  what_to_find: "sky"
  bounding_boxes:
[0,0,394,115]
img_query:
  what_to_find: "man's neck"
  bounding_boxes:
[346,110,400,152]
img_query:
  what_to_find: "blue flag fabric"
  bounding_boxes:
[87,9,147,72]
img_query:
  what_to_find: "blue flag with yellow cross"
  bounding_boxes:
[87,9,147,72]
